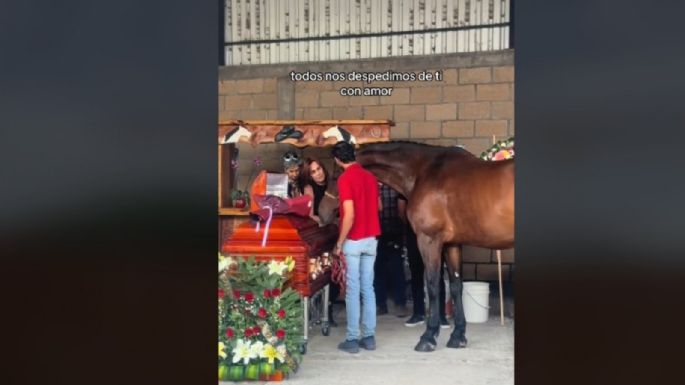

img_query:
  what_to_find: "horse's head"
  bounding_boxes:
[356,142,424,198]
[320,125,356,145]
[223,125,253,144]
[358,141,475,198]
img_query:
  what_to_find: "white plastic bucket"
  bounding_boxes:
[462,281,490,323]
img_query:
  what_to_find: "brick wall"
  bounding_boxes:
[218,50,514,282]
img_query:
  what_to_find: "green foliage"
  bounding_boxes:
[480,137,515,161]
[230,190,251,208]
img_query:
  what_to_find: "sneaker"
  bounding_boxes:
[337,339,360,353]
[359,336,376,350]
[404,314,425,327]
[440,317,451,329]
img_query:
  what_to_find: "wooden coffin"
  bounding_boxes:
[221,215,338,297]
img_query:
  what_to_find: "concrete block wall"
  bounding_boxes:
[219,50,514,282]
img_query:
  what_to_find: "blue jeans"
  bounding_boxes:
[343,237,378,340]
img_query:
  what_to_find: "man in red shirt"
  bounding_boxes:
[331,141,381,353]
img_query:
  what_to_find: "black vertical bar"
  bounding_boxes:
[219,0,226,65]
[509,0,515,48]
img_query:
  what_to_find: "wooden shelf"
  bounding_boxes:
[218,120,393,147]
[219,207,251,216]
[219,119,393,126]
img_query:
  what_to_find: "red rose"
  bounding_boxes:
[218,288,225,299]
[244,291,254,303]
[257,307,267,318]
[226,328,234,338]
[232,290,241,300]
[253,326,261,335]
[271,288,281,297]
[277,309,286,319]
[263,289,271,298]
[276,329,286,339]
[244,328,253,337]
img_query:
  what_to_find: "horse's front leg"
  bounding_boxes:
[445,245,467,348]
[414,233,442,352]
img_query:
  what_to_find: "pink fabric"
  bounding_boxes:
[250,194,312,221]
[250,195,313,248]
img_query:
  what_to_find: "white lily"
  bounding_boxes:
[275,344,287,363]
[250,340,264,359]
[218,254,235,273]
[267,260,288,276]
[232,339,252,365]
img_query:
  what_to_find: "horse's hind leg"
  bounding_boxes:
[444,245,467,348]
[414,233,442,352]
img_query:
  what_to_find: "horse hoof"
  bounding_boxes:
[414,339,436,352]
[446,336,468,349]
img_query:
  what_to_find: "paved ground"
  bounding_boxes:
[221,295,514,385]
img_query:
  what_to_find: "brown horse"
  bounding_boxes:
[356,141,514,352]
[316,182,340,226]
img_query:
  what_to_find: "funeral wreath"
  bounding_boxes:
[218,254,303,381]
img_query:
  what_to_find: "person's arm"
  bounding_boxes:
[335,200,354,255]
[377,183,384,212]
[303,185,321,223]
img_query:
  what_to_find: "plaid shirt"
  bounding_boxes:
[379,184,402,237]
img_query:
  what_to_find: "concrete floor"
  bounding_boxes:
[221,295,514,385]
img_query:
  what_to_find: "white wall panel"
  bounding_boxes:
[225,0,511,65]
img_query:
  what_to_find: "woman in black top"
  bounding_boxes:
[300,157,341,326]
[299,157,330,225]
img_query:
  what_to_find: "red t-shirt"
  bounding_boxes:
[337,163,381,240]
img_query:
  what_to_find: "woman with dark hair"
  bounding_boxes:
[299,158,332,225]
[300,157,342,327]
